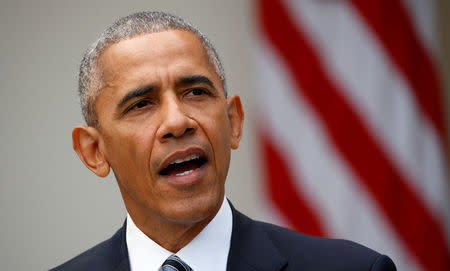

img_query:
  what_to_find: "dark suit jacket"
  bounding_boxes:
[51,205,396,271]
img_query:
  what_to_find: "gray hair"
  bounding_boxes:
[79,11,226,127]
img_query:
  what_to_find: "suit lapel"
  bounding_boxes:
[115,259,131,271]
[109,220,131,271]
[227,204,287,271]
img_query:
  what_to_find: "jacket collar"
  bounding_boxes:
[227,202,287,271]
[110,220,131,271]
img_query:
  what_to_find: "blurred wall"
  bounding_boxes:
[0,1,447,270]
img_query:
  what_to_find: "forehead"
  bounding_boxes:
[98,30,215,84]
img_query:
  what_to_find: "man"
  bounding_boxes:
[51,11,396,271]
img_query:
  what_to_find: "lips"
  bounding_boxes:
[159,148,208,177]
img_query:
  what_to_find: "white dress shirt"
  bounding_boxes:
[126,197,232,271]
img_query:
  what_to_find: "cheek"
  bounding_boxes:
[105,123,157,174]
[105,124,159,202]
[197,108,232,169]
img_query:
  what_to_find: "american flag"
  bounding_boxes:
[254,0,449,270]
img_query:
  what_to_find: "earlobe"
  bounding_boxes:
[227,95,244,149]
[72,126,110,177]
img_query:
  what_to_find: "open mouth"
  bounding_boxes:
[160,154,207,176]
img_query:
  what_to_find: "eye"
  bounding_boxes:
[128,99,152,112]
[186,88,209,96]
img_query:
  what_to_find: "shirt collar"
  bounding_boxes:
[126,197,232,271]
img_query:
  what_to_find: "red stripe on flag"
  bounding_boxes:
[261,131,325,236]
[257,0,449,270]
[350,0,447,147]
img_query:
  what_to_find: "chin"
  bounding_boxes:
[162,192,223,225]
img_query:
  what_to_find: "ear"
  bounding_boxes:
[72,126,110,177]
[226,95,244,149]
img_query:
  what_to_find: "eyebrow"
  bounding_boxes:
[117,85,156,109]
[176,75,215,89]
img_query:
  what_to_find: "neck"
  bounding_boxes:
[122,195,222,252]
[132,212,214,252]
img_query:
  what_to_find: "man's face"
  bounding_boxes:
[92,30,243,227]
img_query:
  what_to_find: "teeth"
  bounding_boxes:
[170,154,199,165]
[175,169,194,176]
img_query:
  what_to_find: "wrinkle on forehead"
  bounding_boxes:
[98,30,219,91]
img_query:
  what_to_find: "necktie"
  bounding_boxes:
[160,254,193,271]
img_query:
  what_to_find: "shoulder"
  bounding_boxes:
[231,208,396,271]
[49,225,129,271]
[258,220,395,270]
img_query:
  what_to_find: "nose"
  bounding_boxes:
[157,94,196,142]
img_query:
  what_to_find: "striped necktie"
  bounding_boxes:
[160,254,193,271]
